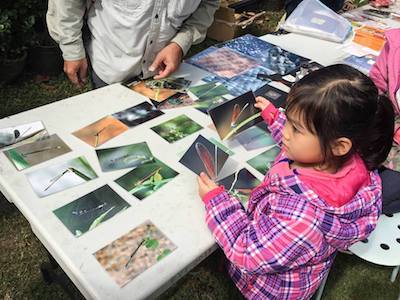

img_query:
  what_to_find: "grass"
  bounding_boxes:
[1,16,400,299]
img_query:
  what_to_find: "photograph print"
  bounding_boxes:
[26,156,97,197]
[93,220,177,287]
[115,158,179,200]
[179,135,230,181]
[151,115,203,143]
[218,168,261,208]
[0,121,47,149]
[112,102,164,127]
[208,91,262,140]
[4,134,71,171]
[53,185,130,237]
[72,116,129,148]
[96,142,154,172]
[247,145,281,175]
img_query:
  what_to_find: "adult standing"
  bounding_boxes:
[47,0,219,88]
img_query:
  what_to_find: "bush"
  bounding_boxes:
[0,0,36,60]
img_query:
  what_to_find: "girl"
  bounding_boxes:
[197,64,394,299]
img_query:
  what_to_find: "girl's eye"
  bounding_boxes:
[292,125,299,133]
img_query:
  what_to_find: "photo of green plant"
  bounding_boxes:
[194,96,230,114]
[26,156,97,198]
[94,220,176,287]
[4,134,71,171]
[151,115,203,143]
[187,82,229,100]
[53,185,130,237]
[186,82,231,114]
[96,142,154,172]
[247,145,281,175]
[218,168,261,208]
[115,158,178,200]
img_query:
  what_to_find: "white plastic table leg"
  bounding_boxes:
[390,265,399,283]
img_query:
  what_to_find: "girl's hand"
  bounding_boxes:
[197,172,218,199]
[254,96,271,111]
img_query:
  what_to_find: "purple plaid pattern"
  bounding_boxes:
[204,110,382,299]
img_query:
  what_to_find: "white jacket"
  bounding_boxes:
[47,0,219,83]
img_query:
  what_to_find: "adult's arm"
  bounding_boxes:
[46,0,87,61]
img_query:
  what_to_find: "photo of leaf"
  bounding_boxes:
[115,158,178,200]
[96,142,154,172]
[4,134,71,171]
[26,156,97,197]
[218,168,261,208]
[179,135,229,180]
[0,121,48,149]
[112,102,164,127]
[194,96,230,115]
[235,122,276,151]
[247,145,281,175]
[53,185,130,237]
[187,82,229,101]
[208,91,262,140]
[151,115,203,143]
[72,116,129,148]
[94,220,176,287]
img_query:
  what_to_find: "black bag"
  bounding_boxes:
[379,166,400,214]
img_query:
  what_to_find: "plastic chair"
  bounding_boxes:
[315,213,400,299]
[349,213,400,284]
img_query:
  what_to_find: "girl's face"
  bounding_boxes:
[282,111,324,167]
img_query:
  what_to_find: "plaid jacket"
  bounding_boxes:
[204,108,382,299]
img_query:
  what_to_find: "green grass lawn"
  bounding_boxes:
[1,31,400,299]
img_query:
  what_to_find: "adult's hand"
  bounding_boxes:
[149,42,183,79]
[64,58,88,87]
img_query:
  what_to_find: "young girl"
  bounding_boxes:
[197,64,394,299]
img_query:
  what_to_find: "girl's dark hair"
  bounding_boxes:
[286,64,394,170]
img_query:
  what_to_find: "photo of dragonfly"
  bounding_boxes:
[96,142,154,172]
[94,220,176,287]
[179,135,230,180]
[0,121,48,149]
[26,156,97,197]
[208,91,262,141]
[115,158,178,200]
[72,116,128,148]
[53,185,130,237]
[4,134,71,171]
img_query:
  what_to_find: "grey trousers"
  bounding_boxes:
[90,67,108,89]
